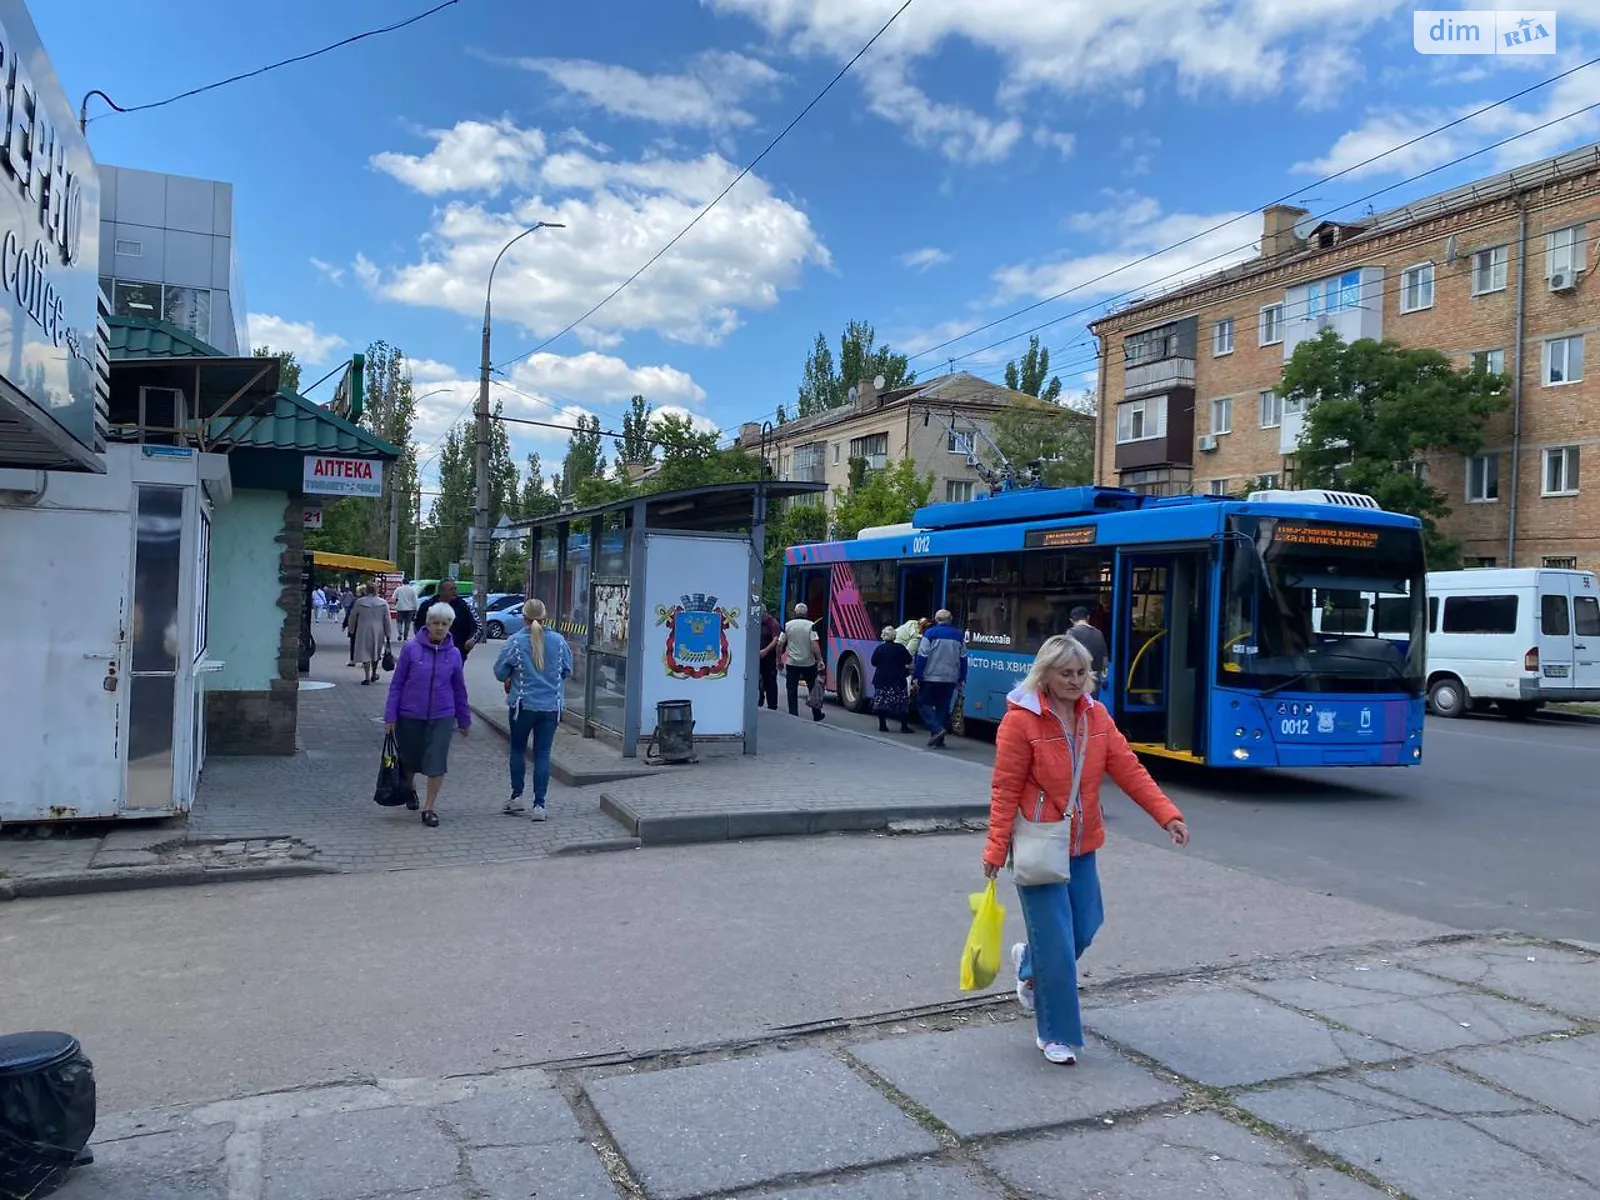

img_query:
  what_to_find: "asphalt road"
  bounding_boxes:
[821,703,1600,943]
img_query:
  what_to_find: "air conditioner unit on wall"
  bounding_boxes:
[1550,270,1577,292]
[1197,434,1219,452]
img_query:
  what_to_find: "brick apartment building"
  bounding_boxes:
[1089,142,1600,571]
[737,371,1078,511]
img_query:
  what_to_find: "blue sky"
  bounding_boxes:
[36,0,1600,490]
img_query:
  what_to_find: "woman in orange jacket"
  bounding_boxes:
[984,634,1189,1065]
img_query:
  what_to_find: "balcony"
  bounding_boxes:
[1123,356,1195,399]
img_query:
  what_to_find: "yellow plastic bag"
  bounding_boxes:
[959,880,1005,991]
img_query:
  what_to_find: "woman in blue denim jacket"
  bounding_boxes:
[493,599,573,820]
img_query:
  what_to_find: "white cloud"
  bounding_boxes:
[992,192,1257,307]
[900,247,952,271]
[516,51,781,129]
[406,357,459,382]
[652,405,721,435]
[363,120,830,346]
[248,315,349,365]
[1032,127,1076,158]
[859,60,1023,164]
[1294,54,1600,181]
[309,257,344,285]
[370,118,547,195]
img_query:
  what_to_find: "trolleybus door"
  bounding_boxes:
[1114,550,1210,759]
[898,562,943,626]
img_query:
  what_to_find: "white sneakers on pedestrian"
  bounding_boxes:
[530,804,547,821]
[503,797,525,815]
[1012,943,1035,1015]
[1036,1038,1078,1066]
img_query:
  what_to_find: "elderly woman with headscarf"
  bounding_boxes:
[870,625,914,734]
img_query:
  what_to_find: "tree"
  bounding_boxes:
[614,394,656,471]
[763,501,828,608]
[253,346,301,392]
[1004,335,1063,402]
[360,341,420,562]
[1282,331,1509,568]
[796,320,915,417]
[423,421,474,578]
[831,458,934,539]
[643,413,764,494]
[558,415,606,498]
[988,391,1095,488]
[518,452,560,520]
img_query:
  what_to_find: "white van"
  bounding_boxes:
[1423,568,1600,718]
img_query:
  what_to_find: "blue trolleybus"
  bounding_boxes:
[781,485,1429,769]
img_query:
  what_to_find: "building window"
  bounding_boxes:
[1210,396,1232,435]
[1115,395,1167,443]
[1544,446,1580,496]
[1472,245,1509,295]
[831,443,840,465]
[1257,473,1281,489]
[947,430,974,455]
[1400,263,1435,313]
[112,280,162,319]
[1124,321,1190,366]
[1305,269,1362,319]
[1464,557,1497,569]
[792,443,824,482]
[849,433,889,465]
[1543,555,1579,569]
[1259,303,1283,346]
[1543,335,1584,385]
[1207,478,1232,496]
[945,480,974,503]
[1408,460,1428,482]
[113,238,143,256]
[1259,389,1282,428]
[1212,318,1234,356]
[1471,348,1506,375]
[162,286,213,343]
[1546,224,1586,280]
[1466,453,1499,502]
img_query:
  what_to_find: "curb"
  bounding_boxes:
[0,861,341,901]
[599,796,992,846]
[469,701,662,788]
[549,837,642,856]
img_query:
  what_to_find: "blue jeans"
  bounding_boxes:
[509,708,560,804]
[1016,852,1105,1047]
[917,681,956,735]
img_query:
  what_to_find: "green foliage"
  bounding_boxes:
[423,421,474,578]
[1004,336,1062,403]
[988,392,1094,488]
[614,394,656,469]
[796,320,915,417]
[831,458,934,539]
[519,452,560,519]
[1282,331,1510,569]
[558,415,606,498]
[762,501,829,608]
[253,346,301,393]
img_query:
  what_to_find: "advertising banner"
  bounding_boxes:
[640,534,750,737]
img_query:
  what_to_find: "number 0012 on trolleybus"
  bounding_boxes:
[781,485,1429,768]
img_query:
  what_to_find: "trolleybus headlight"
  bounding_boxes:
[1235,726,1245,738]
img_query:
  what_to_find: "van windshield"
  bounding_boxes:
[1219,515,1427,695]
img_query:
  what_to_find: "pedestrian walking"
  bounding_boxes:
[913,609,967,746]
[494,599,573,820]
[350,585,393,685]
[1065,606,1109,687]
[432,578,482,662]
[758,604,783,711]
[312,587,327,623]
[871,625,913,733]
[393,578,419,642]
[341,585,360,666]
[384,603,472,828]
[782,603,822,718]
[984,634,1188,1065]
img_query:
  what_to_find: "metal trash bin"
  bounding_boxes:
[650,700,696,764]
[0,1032,97,1200]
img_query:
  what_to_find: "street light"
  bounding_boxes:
[475,221,564,620]
[392,387,451,569]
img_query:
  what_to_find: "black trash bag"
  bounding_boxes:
[0,1032,96,1200]
[373,732,414,807]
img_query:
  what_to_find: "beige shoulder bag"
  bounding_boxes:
[1009,710,1085,886]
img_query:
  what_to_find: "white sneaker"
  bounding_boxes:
[530,805,547,822]
[1036,1037,1078,1066]
[503,797,525,815]
[1011,943,1034,1014]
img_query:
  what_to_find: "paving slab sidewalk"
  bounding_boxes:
[51,932,1600,1200]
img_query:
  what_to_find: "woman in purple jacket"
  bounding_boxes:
[384,604,471,827]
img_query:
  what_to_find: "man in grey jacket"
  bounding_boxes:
[912,609,967,747]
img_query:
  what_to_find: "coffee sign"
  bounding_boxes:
[0,1,101,455]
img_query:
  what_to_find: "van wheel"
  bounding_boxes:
[1498,700,1538,721]
[1428,677,1468,718]
[837,655,869,713]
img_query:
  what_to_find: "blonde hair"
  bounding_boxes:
[522,598,549,671]
[1019,634,1095,698]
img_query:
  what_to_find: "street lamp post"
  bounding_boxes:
[475,221,564,617]
[392,387,450,569]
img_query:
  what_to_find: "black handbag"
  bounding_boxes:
[373,732,413,807]
[380,643,395,673]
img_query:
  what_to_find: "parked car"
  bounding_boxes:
[483,594,527,640]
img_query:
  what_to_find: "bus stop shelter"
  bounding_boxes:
[514,481,824,758]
